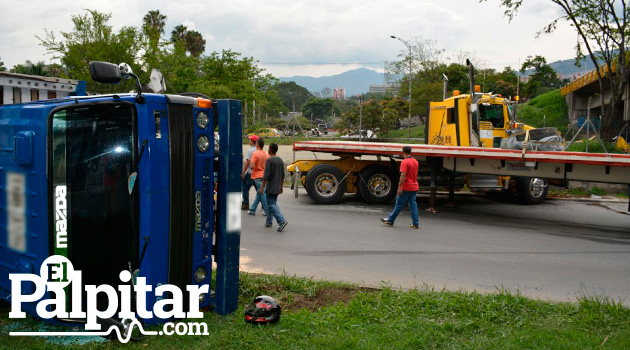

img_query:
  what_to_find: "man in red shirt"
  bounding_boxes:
[381,146,419,229]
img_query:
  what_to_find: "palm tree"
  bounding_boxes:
[143,10,166,51]
[171,24,188,43]
[185,30,206,57]
[142,10,167,37]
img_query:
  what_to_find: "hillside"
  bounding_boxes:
[279,68,385,96]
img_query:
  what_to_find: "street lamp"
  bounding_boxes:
[390,35,412,138]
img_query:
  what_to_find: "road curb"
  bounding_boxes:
[417,190,628,204]
[546,196,629,204]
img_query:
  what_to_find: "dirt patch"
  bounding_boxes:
[285,287,376,312]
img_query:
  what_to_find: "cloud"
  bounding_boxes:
[0,0,578,77]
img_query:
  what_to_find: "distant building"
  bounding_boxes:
[0,72,85,105]
[333,87,345,100]
[369,84,398,95]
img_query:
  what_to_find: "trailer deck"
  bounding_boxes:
[293,141,630,184]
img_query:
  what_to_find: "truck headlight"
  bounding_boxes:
[197,135,210,153]
[199,293,206,305]
[194,266,207,283]
[196,111,209,129]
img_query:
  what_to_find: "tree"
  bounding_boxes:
[186,30,206,57]
[171,25,188,43]
[520,55,561,97]
[486,0,630,139]
[142,10,166,43]
[301,97,340,121]
[0,57,6,72]
[10,61,58,77]
[272,81,313,112]
[38,10,143,93]
[170,25,206,57]
[382,97,409,133]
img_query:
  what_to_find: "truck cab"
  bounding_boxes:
[0,62,243,329]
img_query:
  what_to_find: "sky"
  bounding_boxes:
[0,0,581,78]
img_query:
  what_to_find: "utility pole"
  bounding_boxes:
[359,94,364,142]
[391,35,413,138]
[252,79,256,125]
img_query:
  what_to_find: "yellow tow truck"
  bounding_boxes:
[288,60,562,206]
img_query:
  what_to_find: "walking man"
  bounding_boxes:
[260,143,288,232]
[381,146,419,229]
[241,135,258,210]
[249,138,269,216]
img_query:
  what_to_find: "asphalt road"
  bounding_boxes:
[240,189,630,305]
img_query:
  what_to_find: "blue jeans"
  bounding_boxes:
[387,191,419,226]
[242,172,253,205]
[250,178,268,215]
[265,194,286,226]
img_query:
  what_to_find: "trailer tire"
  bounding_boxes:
[305,164,346,204]
[357,165,399,204]
[516,177,548,204]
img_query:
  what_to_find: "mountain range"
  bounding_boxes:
[279,56,601,96]
[279,68,386,97]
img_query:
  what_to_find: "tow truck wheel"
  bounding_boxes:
[357,165,399,204]
[304,164,346,204]
[516,177,549,204]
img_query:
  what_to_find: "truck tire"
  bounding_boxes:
[357,165,399,204]
[516,177,548,204]
[304,164,346,204]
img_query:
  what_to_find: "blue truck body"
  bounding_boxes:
[0,92,242,325]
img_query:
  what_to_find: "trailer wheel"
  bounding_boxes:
[516,177,548,204]
[357,165,399,204]
[305,164,346,204]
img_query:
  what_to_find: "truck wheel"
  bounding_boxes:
[304,164,346,204]
[516,177,548,204]
[357,165,399,204]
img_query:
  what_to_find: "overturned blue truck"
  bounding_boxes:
[0,62,242,334]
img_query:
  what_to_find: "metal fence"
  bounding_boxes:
[565,105,630,153]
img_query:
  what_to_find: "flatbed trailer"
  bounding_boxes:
[288,140,630,209]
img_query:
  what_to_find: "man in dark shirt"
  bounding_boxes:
[260,143,288,232]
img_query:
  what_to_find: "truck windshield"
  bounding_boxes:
[50,103,138,299]
[479,103,505,128]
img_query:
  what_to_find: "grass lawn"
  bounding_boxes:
[1,272,629,349]
[380,125,425,139]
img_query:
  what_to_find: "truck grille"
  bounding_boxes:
[168,104,194,295]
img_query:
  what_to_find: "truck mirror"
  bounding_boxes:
[89,61,122,84]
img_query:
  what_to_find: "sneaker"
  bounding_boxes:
[381,218,393,226]
[241,204,249,210]
[262,212,267,216]
[248,211,255,216]
[409,224,419,229]
[277,221,288,232]
[265,223,272,228]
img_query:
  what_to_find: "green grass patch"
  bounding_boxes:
[566,139,626,154]
[517,90,569,135]
[2,273,629,349]
[381,125,425,139]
